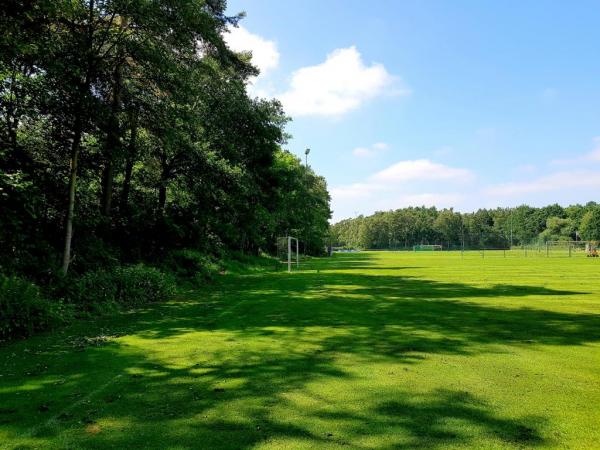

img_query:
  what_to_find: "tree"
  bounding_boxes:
[580,208,600,241]
[433,209,462,249]
[539,217,574,242]
[0,1,333,280]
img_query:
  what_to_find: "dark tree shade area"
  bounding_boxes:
[331,203,600,250]
[0,0,331,278]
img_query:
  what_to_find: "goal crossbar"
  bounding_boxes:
[413,244,443,252]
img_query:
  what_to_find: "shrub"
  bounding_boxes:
[117,264,176,305]
[69,236,120,274]
[165,249,221,283]
[62,269,120,312]
[64,264,175,311]
[0,274,64,339]
[222,251,280,274]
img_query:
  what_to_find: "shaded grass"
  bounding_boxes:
[1,251,599,449]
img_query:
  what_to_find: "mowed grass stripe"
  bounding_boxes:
[1,251,599,449]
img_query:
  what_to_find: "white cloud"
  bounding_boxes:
[352,142,389,158]
[224,31,405,116]
[331,137,600,222]
[331,182,383,200]
[482,136,600,207]
[551,136,600,165]
[330,159,473,221]
[587,137,600,161]
[401,193,463,203]
[224,26,279,78]
[485,170,600,197]
[278,46,404,117]
[352,147,373,157]
[372,159,473,183]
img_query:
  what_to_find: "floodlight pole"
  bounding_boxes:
[304,148,311,256]
[461,221,465,257]
[510,210,513,248]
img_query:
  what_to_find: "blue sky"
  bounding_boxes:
[225,0,600,222]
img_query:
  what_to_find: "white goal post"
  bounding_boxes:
[287,236,299,272]
[544,240,591,257]
[277,236,299,272]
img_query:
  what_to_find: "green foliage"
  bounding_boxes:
[267,151,332,254]
[116,265,176,305]
[64,265,175,311]
[0,274,64,339]
[0,1,331,290]
[0,0,331,338]
[164,249,280,283]
[165,249,221,283]
[220,252,280,274]
[69,237,121,274]
[539,217,575,242]
[64,270,119,312]
[434,209,463,245]
[580,207,600,241]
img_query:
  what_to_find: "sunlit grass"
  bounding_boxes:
[1,251,599,448]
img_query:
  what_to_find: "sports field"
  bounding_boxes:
[1,251,599,449]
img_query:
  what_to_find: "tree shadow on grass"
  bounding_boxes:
[0,341,552,449]
[0,253,596,448]
[130,268,595,351]
[372,389,547,449]
[313,389,547,449]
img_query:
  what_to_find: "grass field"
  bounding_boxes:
[1,251,599,449]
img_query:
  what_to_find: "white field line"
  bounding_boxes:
[17,374,123,441]
[16,287,256,443]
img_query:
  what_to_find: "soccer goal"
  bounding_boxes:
[277,236,299,272]
[413,244,443,252]
[544,240,589,257]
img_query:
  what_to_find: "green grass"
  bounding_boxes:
[1,251,599,449]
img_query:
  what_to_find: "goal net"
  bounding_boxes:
[276,236,300,272]
[413,244,443,252]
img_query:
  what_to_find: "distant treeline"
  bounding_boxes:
[331,203,600,250]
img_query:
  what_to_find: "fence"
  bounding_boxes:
[452,242,590,258]
[364,241,594,258]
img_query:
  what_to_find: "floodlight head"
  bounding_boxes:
[305,148,311,155]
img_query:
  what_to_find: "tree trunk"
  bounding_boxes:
[100,15,127,217]
[158,184,167,212]
[157,155,170,213]
[120,112,138,212]
[61,0,95,274]
[100,63,123,216]
[101,160,115,216]
[61,118,82,275]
